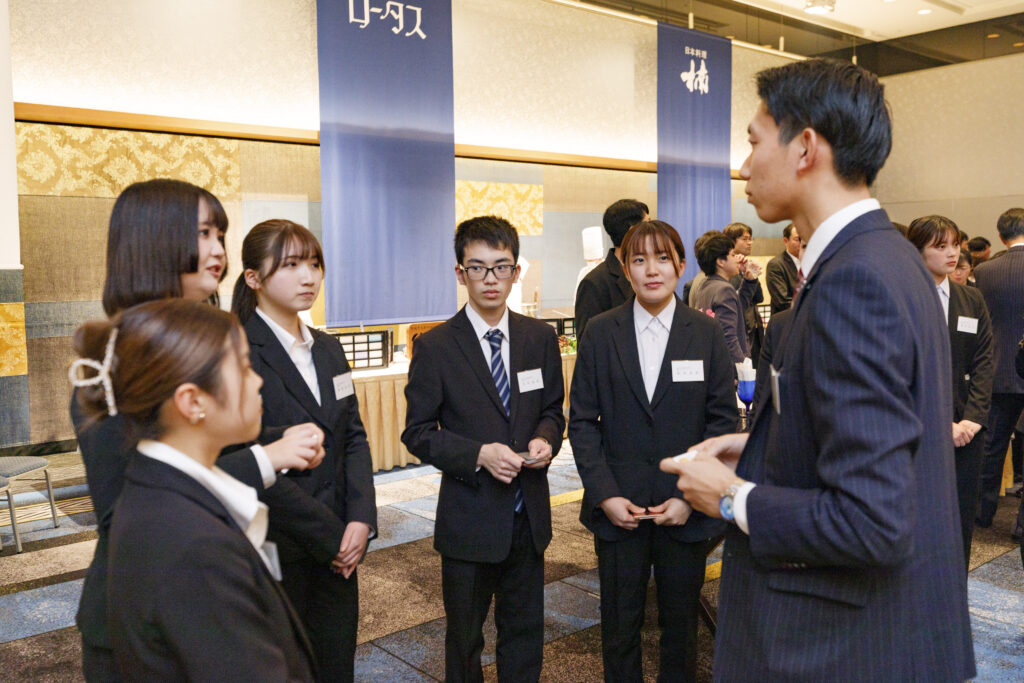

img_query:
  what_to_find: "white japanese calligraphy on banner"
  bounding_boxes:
[349,0,427,39]
[680,57,709,95]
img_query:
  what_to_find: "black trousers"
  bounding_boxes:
[441,511,544,683]
[280,559,359,683]
[978,393,1024,525]
[595,525,716,683]
[81,640,122,683]
[954,435,985,571]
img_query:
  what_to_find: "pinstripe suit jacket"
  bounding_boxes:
[716,210,975,681]
[973,245,1024,394]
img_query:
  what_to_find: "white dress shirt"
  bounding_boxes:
[786,249,801,272]
[465,304,511,380]
[137,439,281,580]
[256,307,320,406]
[633,298,675,401]
[937,277,950,321]
[734,197,881,535]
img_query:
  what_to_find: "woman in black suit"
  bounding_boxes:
[233,220,377,682]
[71,300,315,681]
[908,215,994,570]
[72,179,328,681]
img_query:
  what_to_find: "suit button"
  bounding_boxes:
[510,439,518,448]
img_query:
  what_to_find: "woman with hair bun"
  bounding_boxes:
[71,299,315,681]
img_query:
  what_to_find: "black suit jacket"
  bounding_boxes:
[402,307,565,563]
[947,281,993,426]
[245,314,378,564]
[765,249,800,315]
[749,308,793,430]
[716,210,974,680]
[575,248,634,340]
[107,454,315,682]
[974,246,1024,394]
[568,298,737,543]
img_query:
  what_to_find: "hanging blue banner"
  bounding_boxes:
[657,24,732,291]
[318,1,456,327]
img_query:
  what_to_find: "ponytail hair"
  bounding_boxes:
[71,299,244,438]
[232,219,324,324]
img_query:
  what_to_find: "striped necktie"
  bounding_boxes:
[485,329,522,513]
[791,268,806,307]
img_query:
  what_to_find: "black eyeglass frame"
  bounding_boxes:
[459,263,518,280]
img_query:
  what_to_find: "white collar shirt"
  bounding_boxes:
[136,439,281,580]
[786,249,801,272]
[465,304,511,380]
[801,198,881,277]
[633,297,675,401]
[256,307,320,406]
[937,277,950,320]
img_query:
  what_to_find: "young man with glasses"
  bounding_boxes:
[402,215,565,682]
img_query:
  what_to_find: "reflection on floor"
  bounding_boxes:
[1,447,1022,681]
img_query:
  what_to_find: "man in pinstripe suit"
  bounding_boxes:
[663,59,975,681]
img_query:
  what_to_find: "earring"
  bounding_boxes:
[189,409,206,425]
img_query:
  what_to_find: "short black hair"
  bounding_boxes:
[603,199,649,247]
[997,208,1024,242]
[782,224,797,239]
[907,215,960,253]
[967,236,991,252]
[695,231,734,276]
[454,215,519,264]
[723,223,752,241]
[756,58,891,187]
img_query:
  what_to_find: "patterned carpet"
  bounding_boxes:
[1,448,1021,681]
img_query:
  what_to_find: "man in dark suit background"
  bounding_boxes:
[764,223,802,314]
[973,208,1024,530]
[574,199,647,339]
[662,59,974,681]
[402,215,565,683]
[723,222,765,367]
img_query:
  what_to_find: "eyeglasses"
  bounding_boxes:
[460,264,516,280]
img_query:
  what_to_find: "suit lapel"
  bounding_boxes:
[611,305,653,418]
[608,255,634,301]
[451,308,509,419]
[650,299,693,410]
[311,334,340,433]
[247,315,329,432]
[507,313,529,422]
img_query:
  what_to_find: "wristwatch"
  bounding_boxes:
[719,480,744,521]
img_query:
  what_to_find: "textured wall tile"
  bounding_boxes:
[0,375,30,447]
[455,181,543,236]
[0,270,24,304]
[523,212,604,310]
[239,140,321,202]
[27,336,75,444]
[455,158,543,184]
[25,301,105,340]
[0,304,28,377]
[19,196,113,303]
[542,165,656,216]
[16,123,241,200]
[730,48,797,170]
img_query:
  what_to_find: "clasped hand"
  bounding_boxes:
[478,438,552,484]
[263,423,326,471]
[599,496,692,530]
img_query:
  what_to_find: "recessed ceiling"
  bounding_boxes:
[731,0,1024,41]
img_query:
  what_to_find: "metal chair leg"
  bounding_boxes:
[44,469,60,528]
[7,490,22,553]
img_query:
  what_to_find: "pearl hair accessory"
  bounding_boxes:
[68,328,119,417]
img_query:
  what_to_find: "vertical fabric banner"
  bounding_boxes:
[318,1,456,327]
[657,24,732,290]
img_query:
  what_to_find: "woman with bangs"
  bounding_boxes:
[233,219,376,683]
[907,215,994,571]
[569,220,737,682]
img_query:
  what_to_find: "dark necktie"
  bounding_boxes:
[791,268,806,307]
[485,329,522,513]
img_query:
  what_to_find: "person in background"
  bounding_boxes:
[765,223,802,315]
[233,219,377,682]
[569,219,736,682]
[71,300,315,681]
[951,249,973,286]
[907,215,993,571]
[967,236,991,265]
[402,216,565,682]
[692,231,760,363]
[973,208,1024,533]
[574,199,648,339]
[723,223,765,368]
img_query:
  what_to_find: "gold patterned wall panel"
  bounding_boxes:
[239,140,321,201]
[19,196,115,303]
[27,336,75,443]
[16,123,240,200]
[0,303,28,377]
[455,181,543,236]
[542,165,656,216]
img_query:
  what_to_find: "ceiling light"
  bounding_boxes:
[987,33,1000,39]
[883,0,896,3]
[804,0,836,15]
[917,8,931,14]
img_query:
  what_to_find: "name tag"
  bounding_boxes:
[517,368,544,393]
[957,316,978,334]
[672,360,704,382]
[333,372,354,400]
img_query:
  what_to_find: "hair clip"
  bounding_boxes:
[68,328,119,417]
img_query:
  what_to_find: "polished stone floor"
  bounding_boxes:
[1,447,1022,681]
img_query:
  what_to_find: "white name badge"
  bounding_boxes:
[517,368,544,393]
[333,372,354,400]
[957,316,978,334]
[672,360,704,382]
